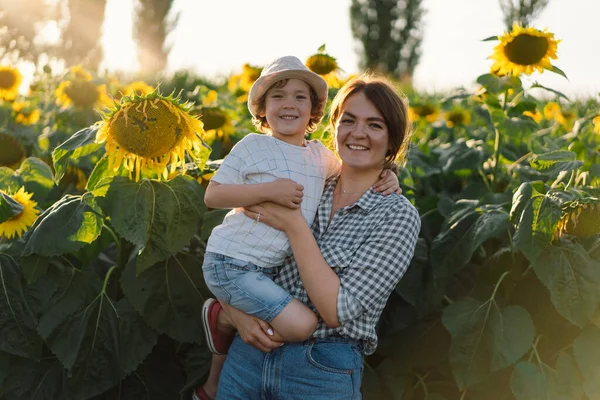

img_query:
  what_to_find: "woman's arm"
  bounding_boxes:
[283,221,342,327]
[243,204,342,327]
[245,200,421,328]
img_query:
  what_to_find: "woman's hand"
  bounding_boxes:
[221,303,282,353]
[244,202,304,232]
[373,169,402,195]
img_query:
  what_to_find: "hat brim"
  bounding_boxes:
[248,70,328,118]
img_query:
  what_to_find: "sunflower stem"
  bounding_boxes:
[493,126,502,186]
[565,170,576,190]
[102,222,123,268]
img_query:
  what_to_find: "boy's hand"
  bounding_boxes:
[373,169,402,196]
[267,178,304,209]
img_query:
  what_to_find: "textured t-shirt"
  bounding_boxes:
[206,133,340,268]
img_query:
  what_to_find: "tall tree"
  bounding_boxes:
[134,0,176,76]
[350,0,424,79]
[499,0,550,30]
[61,0,107,71]
[0,0,54,62]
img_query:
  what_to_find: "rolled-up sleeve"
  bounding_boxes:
[336,204,421,324]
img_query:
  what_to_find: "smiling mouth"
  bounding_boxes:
[280,115,298,120]
[347,144,369,151]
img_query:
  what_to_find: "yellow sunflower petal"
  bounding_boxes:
[489,23,560,77]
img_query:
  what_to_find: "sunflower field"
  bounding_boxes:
[0,25,599,400]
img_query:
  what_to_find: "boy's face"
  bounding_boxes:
[260,78,312,145]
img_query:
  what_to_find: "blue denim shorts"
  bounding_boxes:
[217,335,364,399]
[202,252,293,322]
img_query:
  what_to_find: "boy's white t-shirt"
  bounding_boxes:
[205,133,340,268]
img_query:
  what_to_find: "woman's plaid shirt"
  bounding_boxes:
[274,176,421,355]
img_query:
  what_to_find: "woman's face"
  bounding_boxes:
[335,91,389,172]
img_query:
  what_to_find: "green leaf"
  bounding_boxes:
[38,269,157,399]
[85,155,128,192]
[530,82,570,101]
[21,194,103,257]
[433,139,488,174]
[0,351,8,390]
[94,176,206,274]
[1,355,64,400]
[0,253,43,360]
[20,254,49,285]
[200,208,230,241]
[442,299,534,390]
[547,65,569,80]
[532,242,600,327]
[121,253,208,343]
[554,351,584,399]
[0,191,24,224]
[530,151,583,176]
[97,339,186,400]
[497,116,539,139]
[510,361,557,400]
[51,125,102,183]
[573,326,600,399]
[0,167,21,193]
[481,35,499,41]
[507,101,537,118]
[181,345,213,393]
[18,157,55,202]
[511,185,562,262]
[431,202,509,280]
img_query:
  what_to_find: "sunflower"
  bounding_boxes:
[523,109,542,123]
[306,47,343,88]
[120,81,154,98]
[228,63,263,102]
[59,165,88,191]
[556,199,600,238]
[409,103,439,123]
[0,65,22,101]
[489,23,559,76]
[55,80,113,109]
[12,101,41,125]
[0,187,39,239]
[445,108,471,128]
[95,91,210,181]
[593,116,600,134]
[0,133,26,168]
[199,90,235,143]
[543,101,566,125]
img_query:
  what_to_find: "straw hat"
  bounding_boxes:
[248,56,328,118]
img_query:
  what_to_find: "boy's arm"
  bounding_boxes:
[204,179,304,209]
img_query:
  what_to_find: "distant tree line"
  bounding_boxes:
[0,0,550,77]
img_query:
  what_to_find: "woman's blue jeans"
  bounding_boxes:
[217,335,363,399]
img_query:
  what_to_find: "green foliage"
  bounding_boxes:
[350,0,424,77]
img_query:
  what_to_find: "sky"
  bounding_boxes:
[100,0,600,98]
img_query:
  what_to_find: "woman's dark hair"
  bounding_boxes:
[328,74,412,170]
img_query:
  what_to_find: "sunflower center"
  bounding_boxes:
[448,112,466,125]
[0,70,17,89]
[201,107,227,130]
[111,99,185,158]
[65,80,100,107]
[0,134,26,167]
[306,54,338,75]
[503,34,549,66]
[415,105,436,117]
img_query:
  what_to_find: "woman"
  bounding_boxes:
[202,74,420,399]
